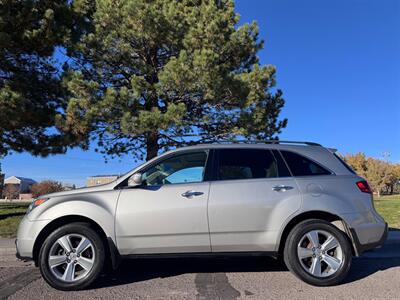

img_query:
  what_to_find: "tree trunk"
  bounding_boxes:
[146,132,159,161]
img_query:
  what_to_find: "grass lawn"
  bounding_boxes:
[0,202,30,238]
[0,215,25,238]
[374,195,400,229]
[0,202,30,216]
[0,195,398,238]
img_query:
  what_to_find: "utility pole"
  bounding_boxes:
[382,151,391,162]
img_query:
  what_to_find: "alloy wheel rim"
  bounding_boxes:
[48,234,95,282]
[297,230,343,278]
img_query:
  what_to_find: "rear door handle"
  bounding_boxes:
[181,190,204,198]
[272,185,293,192]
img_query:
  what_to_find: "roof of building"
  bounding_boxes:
[4,176,37,184]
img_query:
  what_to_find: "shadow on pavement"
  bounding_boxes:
[346,256,400,283]
[91,236,400,289]
[92,256,287,289]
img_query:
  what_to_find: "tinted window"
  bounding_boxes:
[142,151,208,185]
[217,149,280,180]
[280,151,331,176]
[334,153,356,174]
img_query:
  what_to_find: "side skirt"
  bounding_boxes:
[121,251,279,260]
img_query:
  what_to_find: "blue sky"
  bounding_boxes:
[2,0,399,187]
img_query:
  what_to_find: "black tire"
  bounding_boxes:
[38,222,105,290]
[283,219,352,286]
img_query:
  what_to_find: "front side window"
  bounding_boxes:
[141,151,208,186]
[217,149,280,180]
[280,150,331,176]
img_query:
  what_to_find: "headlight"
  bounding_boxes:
[27,198,48,214]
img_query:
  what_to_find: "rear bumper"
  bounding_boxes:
[350,222,388,255]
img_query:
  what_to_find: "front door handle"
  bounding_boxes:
[272,185,293,192]
[181,190,204,198]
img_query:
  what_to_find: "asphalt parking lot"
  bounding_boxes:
[0,232,399,300]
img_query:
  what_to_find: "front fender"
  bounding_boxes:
[28,190,120,241]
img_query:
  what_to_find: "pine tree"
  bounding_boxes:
[61,0,288,161]
[0,0,92,156]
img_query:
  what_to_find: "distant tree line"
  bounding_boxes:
[345,153,400,197]
[2,180,65,199]
[31,180,65,198]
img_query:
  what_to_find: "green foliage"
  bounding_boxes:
[0,0,92,157]
[60,0,287,161]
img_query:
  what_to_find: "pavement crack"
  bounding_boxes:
[195,273,240,300]
[0,268,41,300]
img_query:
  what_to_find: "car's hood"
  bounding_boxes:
[40,183,115,199]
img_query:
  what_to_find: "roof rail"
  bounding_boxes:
[198,140,322,146]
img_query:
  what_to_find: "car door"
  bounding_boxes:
[208,148,301,252]
[116,150,212,255]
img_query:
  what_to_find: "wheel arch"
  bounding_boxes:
[32,215,110,267]
[277,210,357,256]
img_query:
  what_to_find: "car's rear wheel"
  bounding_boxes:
[284,219,352,286]
[39,222,105,290]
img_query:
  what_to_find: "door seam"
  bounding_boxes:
[206,182,213,252]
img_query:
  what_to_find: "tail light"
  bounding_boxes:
[356,180,372,194]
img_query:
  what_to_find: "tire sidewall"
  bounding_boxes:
[39,223,105,291]
[284,220,352,286]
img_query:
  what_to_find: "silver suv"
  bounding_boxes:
[16,141,387,290]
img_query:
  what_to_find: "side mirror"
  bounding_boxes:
[128,173,143,187]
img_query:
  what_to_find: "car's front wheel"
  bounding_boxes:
[38,222,105,290]
[284,219,352,286]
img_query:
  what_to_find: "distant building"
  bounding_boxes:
[62,183,76,191]
[86,175,119,187]
[19,193,34,200]
[4,176,36,193]
[3,176,36,199]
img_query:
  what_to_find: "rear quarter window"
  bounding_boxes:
[334,153,356,174]
[280,150,331,176]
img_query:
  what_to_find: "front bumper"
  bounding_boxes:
[15,216,51,259]
[15,239,33,261]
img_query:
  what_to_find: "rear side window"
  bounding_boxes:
[280,150,331,176]
[217,149,285,180]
